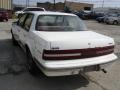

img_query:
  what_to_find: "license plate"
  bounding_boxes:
[83,65,99,72]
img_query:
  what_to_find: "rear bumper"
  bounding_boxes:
[35,53,117,76]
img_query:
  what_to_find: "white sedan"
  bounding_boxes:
[15,7,45,17]
[11,11,117,76]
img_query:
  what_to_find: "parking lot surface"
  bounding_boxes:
[0,20,120,90]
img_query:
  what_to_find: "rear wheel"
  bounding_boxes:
[105,21,109,24]
[113,21,118,25]
[12,33,18,46]
[5,19,8,22]
[27,49,40,76]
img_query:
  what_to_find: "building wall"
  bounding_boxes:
[37,2,65,11]
[66,2,93,11]
[0,0,12,10]
[37,2,93,11]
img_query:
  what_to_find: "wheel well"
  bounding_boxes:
[113,20,118,24]
[11,29,13,34]
[25,45,30,53]
[114,20,118,22]
[25,44,34,59]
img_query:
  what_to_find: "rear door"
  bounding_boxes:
[20,13,34,45]
[13,13,27,43]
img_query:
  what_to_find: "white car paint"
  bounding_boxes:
[105,14,120,25]
[34,31,114,50]
[15,7,45,17]
[12,11,117,76]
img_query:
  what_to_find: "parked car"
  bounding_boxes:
[91,12,105,19]
[105,13,120,25]
[96,15,108,23]
[0,8,8,21]
[15,7,45,17]
[11,11,117,76]
[75,10,91,20]
[96,16,105,23]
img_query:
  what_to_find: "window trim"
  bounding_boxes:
[23,13,34,31]
[35,15,87,31]
[17,13,27,28]
[35,15,65,31]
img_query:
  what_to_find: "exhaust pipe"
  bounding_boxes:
[102,69,107,73]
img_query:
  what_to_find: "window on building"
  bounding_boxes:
[84,7,91,10]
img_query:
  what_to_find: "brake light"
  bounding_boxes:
[43,53,82,57]
[42,46,114,60]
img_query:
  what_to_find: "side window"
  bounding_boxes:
[23,8,30,11]
[23,14,34,31]
[18,14,27,27]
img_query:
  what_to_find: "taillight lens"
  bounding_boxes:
[42,46,114,60]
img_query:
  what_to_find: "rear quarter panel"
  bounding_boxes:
[32,31,50,63]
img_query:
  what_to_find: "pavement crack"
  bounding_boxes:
[81,73,108,90]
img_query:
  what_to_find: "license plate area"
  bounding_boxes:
[83,65,100,72]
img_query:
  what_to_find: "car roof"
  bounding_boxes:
[28,11,76,16]
[25,7,44,9]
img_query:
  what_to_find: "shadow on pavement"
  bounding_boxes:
[0,39,89,90]
[0,39,27,75]
[34,74,89,90]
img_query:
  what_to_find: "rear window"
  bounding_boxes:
[36,15,87,31]
[24,8,44,11]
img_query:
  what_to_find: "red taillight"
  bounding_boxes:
[42,46,114,60]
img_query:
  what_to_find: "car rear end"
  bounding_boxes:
[0,11,8,21]
[34,12,117,76]
[35,32,117,76]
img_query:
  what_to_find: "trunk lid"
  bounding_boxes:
[34,31,114,50]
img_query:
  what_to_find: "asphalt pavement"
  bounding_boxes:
[0,20,119,90]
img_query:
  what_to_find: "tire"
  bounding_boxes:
[105,21,109,24]
[113,21,118,25]
[27,49,40,76]
[12,33,18,46]
[98,21,101,23]
[5,19,8,22]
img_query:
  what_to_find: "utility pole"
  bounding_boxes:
[26,0,29,7]
[28,0,29,7]
[64,0,66,7]
[53,0,56,10]
[102,0,104,8]
[11,0,13,10]
[26,0,27,7]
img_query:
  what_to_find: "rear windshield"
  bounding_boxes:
[24,8,44,11]
[36,15,87,31]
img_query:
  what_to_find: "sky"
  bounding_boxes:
[13,0,120,8]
